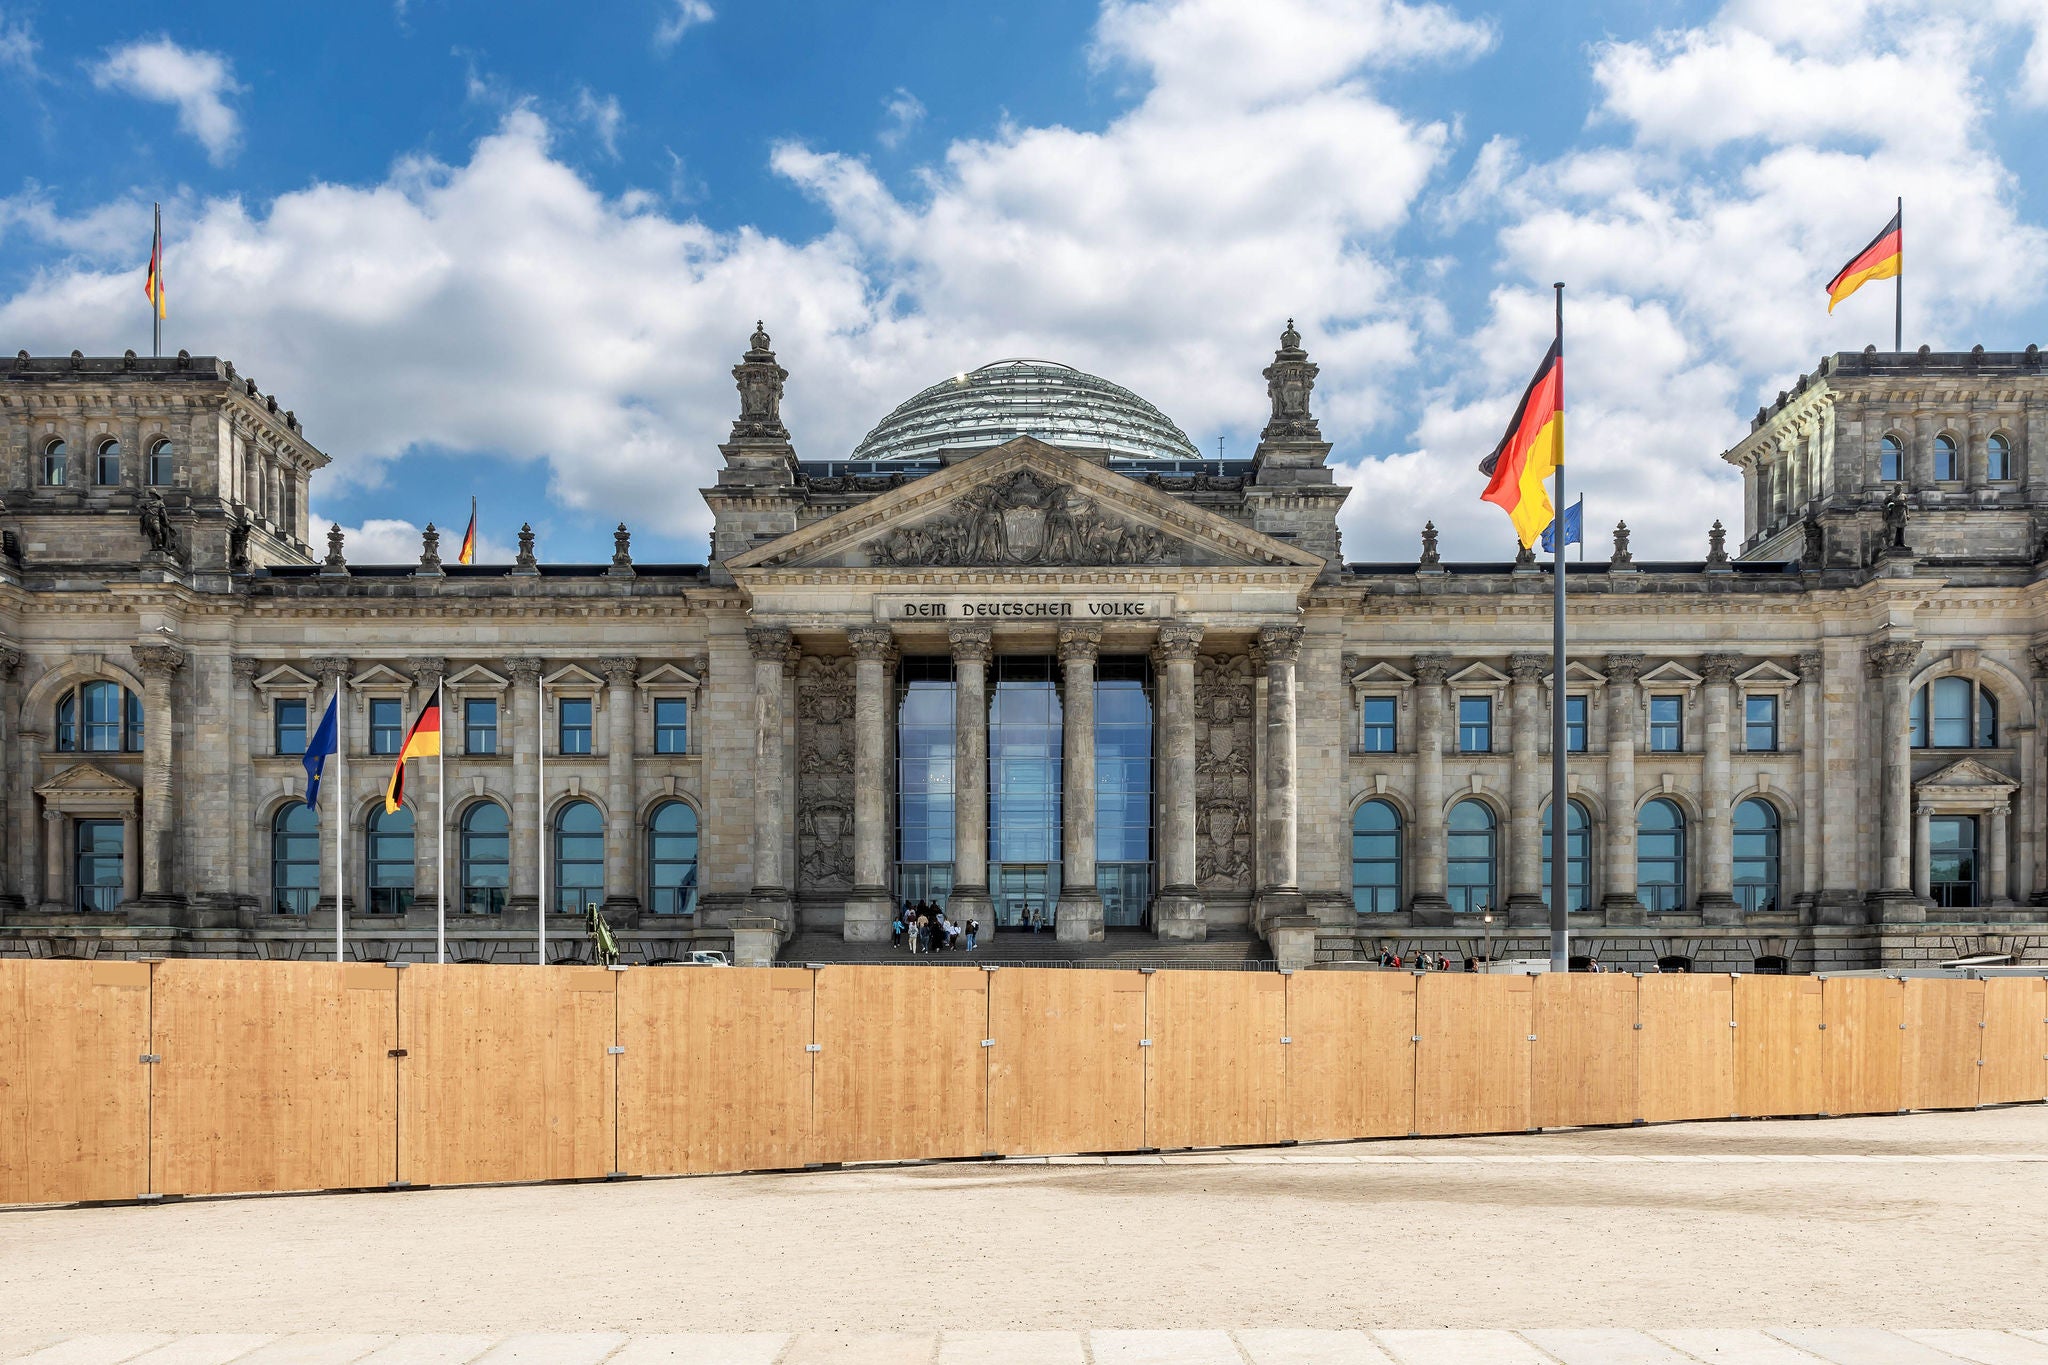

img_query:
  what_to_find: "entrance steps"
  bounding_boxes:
[778,927,1275,969]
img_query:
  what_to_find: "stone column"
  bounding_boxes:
[1253,624,1307,929]
[1867,639,1924,920]
[1698,654,1741,923]
[229,658,261,913]
[1795,651,1824,914]
[2029,643,2048,905]
[505,657,543,923]
[1601,653,1645,923]
[0,646,20,912]
[1410,653,1451,922]
[1505,652,1546,924]
[844,625,896,942]
[120,810,141,905]
[1151,622,1206,941]
[946,626,994,930]
[746,626,795,930]
[309,657,352,925]
[1055,624,1104,942]
[599,657,640,918]
[1988,802,2011,904]
[43,809,63,911]
[132,644,185,907]
[1913,805,1932,899]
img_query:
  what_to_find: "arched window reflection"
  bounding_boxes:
[1351,800,1401,914]
[1446,799,1496,915]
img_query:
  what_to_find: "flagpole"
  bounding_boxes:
[152,203,161,359]
[436,678,446,964]
[538,675,548,965]
[1894,196,1903,354]
[335,676,347,963]
[1549,282,1570,975]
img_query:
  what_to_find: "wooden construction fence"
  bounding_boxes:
[3,960,2044,1208]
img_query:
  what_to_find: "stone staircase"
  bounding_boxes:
[778,926,1275,969]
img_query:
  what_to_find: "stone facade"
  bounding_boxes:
[3,334,2047,972]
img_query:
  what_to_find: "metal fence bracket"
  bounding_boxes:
[138,1054,160,1064]
[805,1043,821,1053]
[607,1046,626,1056]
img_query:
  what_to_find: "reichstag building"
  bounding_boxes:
[2,325,2045,971]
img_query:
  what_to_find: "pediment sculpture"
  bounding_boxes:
[868,469,1179,568]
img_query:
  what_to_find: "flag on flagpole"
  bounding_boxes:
[1826,209,1901,313]
[143,205,166,321]
[1540,497,1583,555]
[302,694,340,805]
[384,694,442,813]
[458,497,477,565]
[1478,338,1565,548]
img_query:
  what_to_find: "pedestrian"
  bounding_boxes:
[891,910,904,949]
[966,917,979,951]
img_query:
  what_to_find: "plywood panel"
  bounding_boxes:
[1415,974,1532,1136]
[1531,973,1637,1129]
[1284,972,1416,1141]
[617,966,813,1176]
[1144,972,1285,1150]
[1821,976,1904,1116]
[989,970,1145,1155]
[399,964,617,1187]
[0,960,151,1205]
[812,966,987,1165]
[1979,977,2048,1106]
[1899,977,1984,1113]
[151,960,398,1197]
[1636,974,1736,1123]
[1733,975,1824,1118]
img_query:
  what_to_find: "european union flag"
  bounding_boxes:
[303,694,339,806]
[1541,497,1583,555]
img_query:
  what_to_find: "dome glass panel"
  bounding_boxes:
[850,359,1201,463]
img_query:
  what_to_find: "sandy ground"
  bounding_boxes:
[1,1109,2042,1341]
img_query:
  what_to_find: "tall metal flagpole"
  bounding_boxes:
[335,675,346,963]
[1894,196,1903,354]
[1549,282,1570,975]
[436,679,446,964]
[538,676,547,965]
[152,203,161,360]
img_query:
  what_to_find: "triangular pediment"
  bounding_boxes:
[1351,661,1414,687]
[1641,661,1704,690]
[1547,660,1607,688]
[36,762,139,800]
[446,663,510,692]
[544,663,605,690]
[1916,757,2018,794]
[1736,661,1800,688]
[349,663,413,691]
[1447,662,1511,689]
[253,664,317,692]
[636,663,701,692]
[727,437,1324,574]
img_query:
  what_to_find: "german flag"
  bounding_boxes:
[383,693,441,814]
[458,498,476,565]
[1479,338,1564,549]
[1827,209,1901,313]
[143,206,166,321]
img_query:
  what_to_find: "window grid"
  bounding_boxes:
[42,438,66,486]
[1457,696,1492,753]
[459,802,509,915]
[1564,694,1587,753]
[1934,434,1959,482]
[1910,677,1997,749]
[272,803,320,915]
[558,697,594,755]
[1094,657,1153,930]
[369,698,404,755]
[1879,434,1903,482]
[1987,433,2012,482]
[274,698,309,756]
[1542,800,1591,912]
[648,800,699,915]
[1352,799,1401,914]
[1637,798,1686,912]
[896,656,957,902]
[95,439,121,486]
[75,819,124,913]
[1733,799,1780,913]
[147,439,174,487]
[1744,694,1779,752]
[1360,696,1396,753]
[1446,799,1496,915]
[1649,695,1682,752]
[654,698,689,754]
[365,807,416,916]
[553,799,605,914]
[465,697,498,755]
[1929,815,1979,909]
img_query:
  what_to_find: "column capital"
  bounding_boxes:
[1411,651,1450,685]
[406,656,449,690]
[505,656,544,686]
[1699,653,1743,685]
[747,625,794,661]
[1794,651,1824,681]
[1992,802,2012,818]
[1057,623,1103,663]
[846,625,895,662]
[947,624,994,664]
[1603,652,1644,684]
[308,655,353,684]
[0,644,22,680]
[132,644,186,679]
[231,656,264,685]
[1866,639,1920,677]
[1155,621,1204,662]
[597,656,640,687]
[1507,651,1548,683]
[1256,624,1303,665]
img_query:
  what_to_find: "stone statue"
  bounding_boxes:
[730,320,790,440]
[139,489,177,557]
[1801,519,1826,569]
[1883,488,1909,550]
[1259,318,1322,443]
[230,519,254,573]
[1419,521,1440,566]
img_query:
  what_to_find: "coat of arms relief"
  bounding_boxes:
[1194,654,1255,892]
[867,469,1180,567]
[797,657,856,890]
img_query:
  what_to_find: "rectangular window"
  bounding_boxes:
[1649,695,1682,752]
[1360,696,1396,752]
[559,697,593,755]
[274,698,308,756]
[465,697,498,755]
[369,699,404,755]
[654,697,689,754]
[1565,695,1587,753]
[1745,694,1779,752]
[1457,696,1492,753]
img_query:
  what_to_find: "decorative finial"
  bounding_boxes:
[1260,318,1320,444]
[751,319,771,352]
[1419,520,1440,566]
[607,521,636,579]
[1611,520,1632,566]
[730,322,792,442]
[517,522,536,565]
[1280,317,1300,351]
[1706,519,1729,565]
[418,521,443,574]
[326,522,346,567]
[1514,539,1536,568]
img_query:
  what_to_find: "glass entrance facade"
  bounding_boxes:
[990,655,1063,927]
[896,656,957,910]
[1929,815,1979,908]
[1095,656,1153,927]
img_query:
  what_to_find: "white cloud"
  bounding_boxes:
[312,512,513,565]
[575,88,624,160]
[92,38,242,165]
[878,87,924,149]
[654,0,713,49]
[0,9,38,81]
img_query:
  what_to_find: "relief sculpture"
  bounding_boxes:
[868,469,1178,567]
[796,656,856,890]
[1194,654,1254,892]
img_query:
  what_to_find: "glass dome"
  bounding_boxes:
[849,359,1202,463]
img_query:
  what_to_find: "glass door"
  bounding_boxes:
[74,819,124,912]
[996,865,1051,930]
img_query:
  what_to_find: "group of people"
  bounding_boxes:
[894,901,980,953]
[1374,948,1606,973]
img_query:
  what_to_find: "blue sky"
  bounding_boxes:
[3,0,2047,563]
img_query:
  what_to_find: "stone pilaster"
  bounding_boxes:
[0,645,21,913]
[1989,802,2011,904]
[1505,651,1546,925]
[1410,653,1451,923]
[505,657,543,923]
[1055,624,1104,941]
[1253,624,1307,930]
[1795,651,1824,916]
[746,626,795,932]
[131,643,185,908]
[1867,639,1926,921]
[308,656,352,926]
[1698,653,1741,923]
[844,625,896,942]
[599,657,640,918]
[1151,622,1206,941]
[405,657,448,918]
[2029,642,2048,906]
[1601,653,1645,923]
[947,626,994,930]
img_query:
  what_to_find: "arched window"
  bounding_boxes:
[459,802,508,915]
[1542,799,1591,912]
[1879,434,1903,482]
[1351,799,1401,914]
[42,438,66,486]
[1733,799,1781,913]
[1446,799,1497,915]
[1933,433,1958,482]
[1987,433,2012,482]
[95,438,121,486]
[1637,798,1686,912]
[55,680,143,753]
[1910,676,1998,749]
[147,438,174,487]
[553,799,605,915]
[648,801,699,916]
[365,807,416,916]
[271,803,320,916]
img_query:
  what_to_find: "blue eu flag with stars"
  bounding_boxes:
[303,694,339,806]
[1540,497,1583,555]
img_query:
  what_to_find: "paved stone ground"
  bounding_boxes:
[10,1330,2048,1363]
